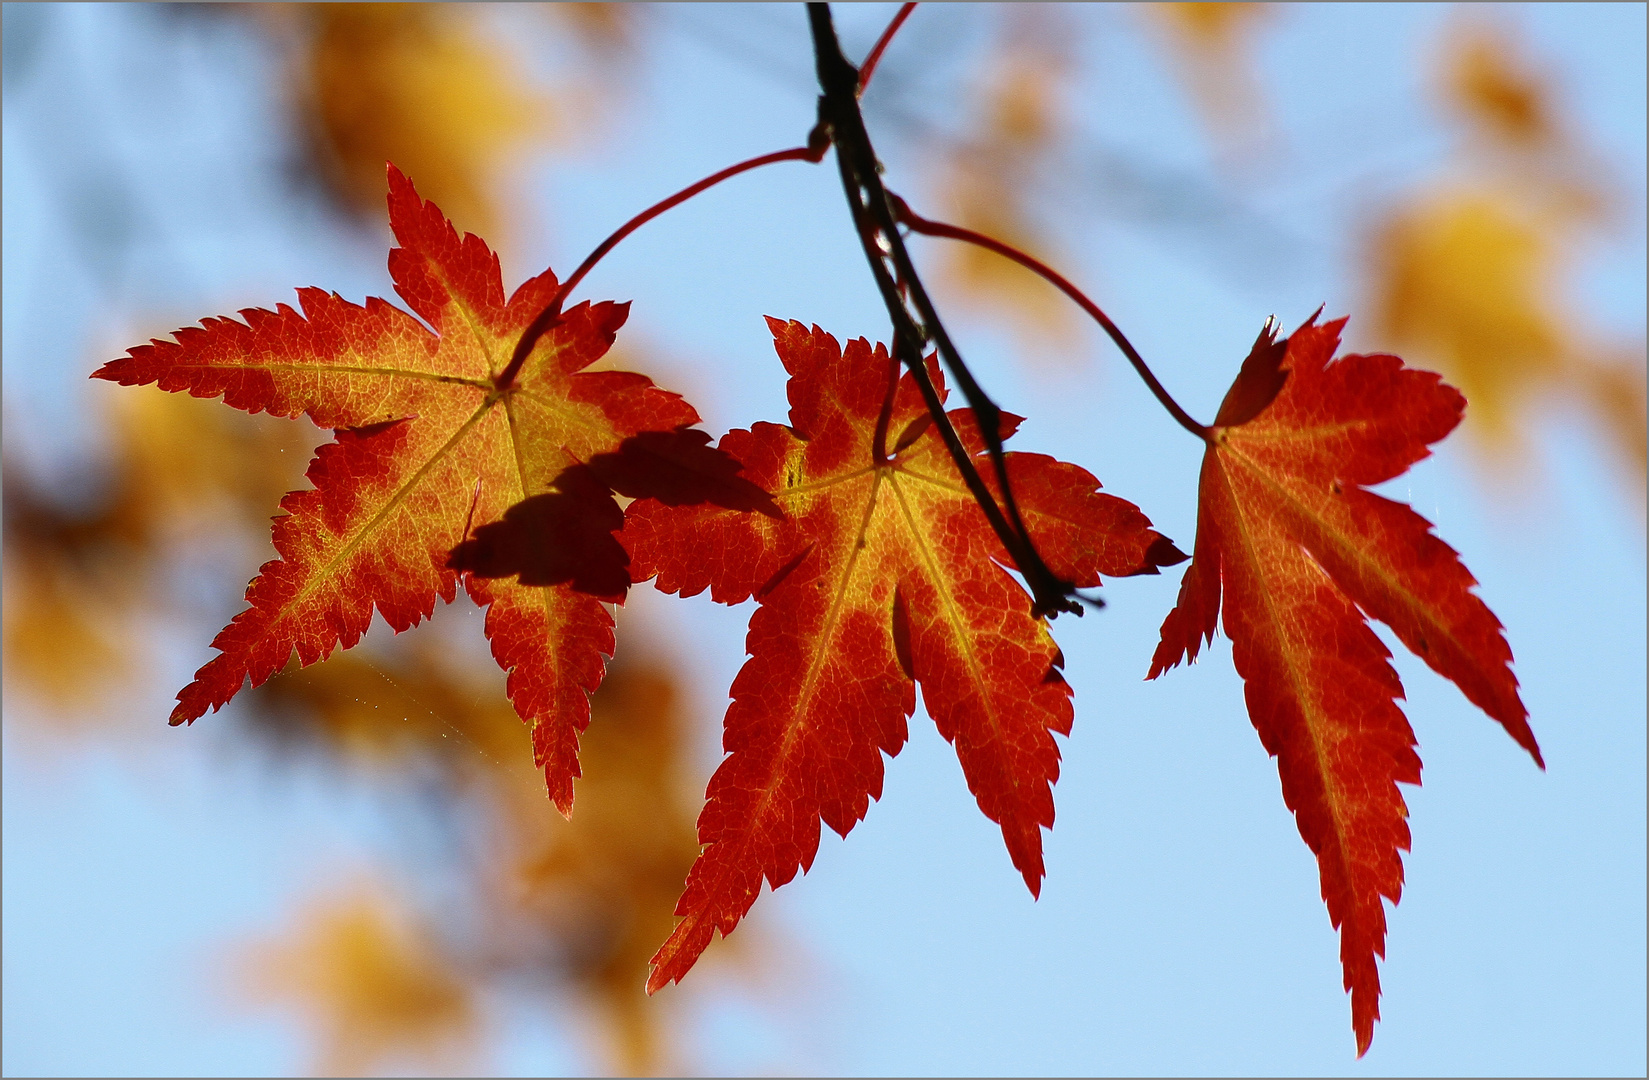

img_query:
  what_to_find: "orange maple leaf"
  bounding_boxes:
[1149,313,1541,1055]
[626,319,1186,991]
[92,164,701,813]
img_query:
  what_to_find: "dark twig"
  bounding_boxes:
[889,193,1211,441]
[809,2,1078,617]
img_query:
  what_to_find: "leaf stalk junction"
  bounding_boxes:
[503,0,1206,618]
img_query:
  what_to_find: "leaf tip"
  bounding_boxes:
[1213,315,1290,428]
[1147,534,1190,568]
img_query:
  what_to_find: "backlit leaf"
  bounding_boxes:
[1149,313,1540,1055]
[93,165,702,813]
[628,319,1185,990]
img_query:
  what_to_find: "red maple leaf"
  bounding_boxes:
[92,165,703,814]
[627,318,1187,991]
[1148,312,1541,1055]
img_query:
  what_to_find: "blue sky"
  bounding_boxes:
[4,4,1644,1075]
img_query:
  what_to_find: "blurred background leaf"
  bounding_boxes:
[1142,2,1275,167]
[237,880,480,1077]
[238,649,728,1076]
[1363,15,1646,487]
[928,6,1082,364]
[264,3,550,238]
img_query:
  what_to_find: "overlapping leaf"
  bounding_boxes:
[92,164,701,813]
[1149,313,1541,1055]
[627,319,1186,991]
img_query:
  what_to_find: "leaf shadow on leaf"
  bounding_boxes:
[448,466,630,601]
[449,429,779,602]
[587,428,782,517]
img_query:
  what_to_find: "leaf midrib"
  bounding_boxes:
[1220,436,1474,684]
[884,470,1020,797]
[174,359,493,389]
[1214,449,1362,913]
[274,394,499,627]
[750,472,886,825]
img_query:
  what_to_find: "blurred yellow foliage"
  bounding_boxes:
[935,7,1079,360]
[1,532,131,710]
[3,387,309,714]
[253,643,527,774]
[1365,17,1647,483]
[499,663,701,1075]
[1371,190,1562,446]
[239,885,478,1077]
[245,647,738,1075]
[1445,21,1555,149]
[1144,2,1273,164]
[110,383,315,534]
[282,4,551,238]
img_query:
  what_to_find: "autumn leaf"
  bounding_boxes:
[92,164,702,813]
[627,319,1186,991]
[1148,313,1541,1056]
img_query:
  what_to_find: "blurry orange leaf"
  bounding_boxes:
[502,662,702,1075]
[2,542,130,709]
[1369,188,1645,477]
[240,884,476,1077]
[1579,350,1649,477]
[299,4,549,236]
[2,390,306,713]
[1443,20,1556,149]
[1365,15,1645,484]
[1370,190,1561,444]
[250,644,527,775]
[1145,2,1273,162]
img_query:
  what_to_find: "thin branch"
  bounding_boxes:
[857,3,917,96]
[499,136,830,390]
[809,2,1078,618]
[890,194,1211,441]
